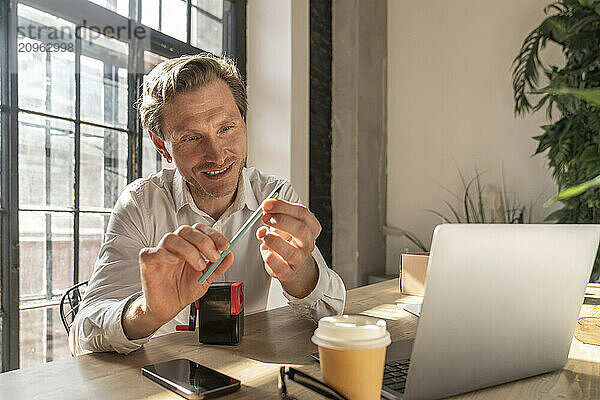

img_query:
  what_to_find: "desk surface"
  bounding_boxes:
[1,279,600,399]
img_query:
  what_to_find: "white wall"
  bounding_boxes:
[246,0,309,203]
[386,0,563,274]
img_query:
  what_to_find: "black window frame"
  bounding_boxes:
[0,0,246,372]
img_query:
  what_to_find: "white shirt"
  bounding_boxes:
[69,167,345,355]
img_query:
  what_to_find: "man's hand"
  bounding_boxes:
[256,199,320,298]
[122,223,233,340]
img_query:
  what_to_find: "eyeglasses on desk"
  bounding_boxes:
[278,366,348,400]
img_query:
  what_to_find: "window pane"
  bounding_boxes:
[79,213,110,282]
[141,0,160,30]
[80,125,128,209]
[88,0,129,17]
[19,212,74,299]
[191,5,223,55]
[141,51,169,178]
[80,30,128,129]
[19,113,75,209]
[144,50,168,73]
[20,306,70,369]
[17,5,76,118]
[162,0,188,42]
[192,0,223,18]
[142,133,161,178]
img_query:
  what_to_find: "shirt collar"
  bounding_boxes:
[173,167,259,216]
[239,167,260,211]
[173,169,193,213]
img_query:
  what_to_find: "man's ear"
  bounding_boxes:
[148,131,171,161]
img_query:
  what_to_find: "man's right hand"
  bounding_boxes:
[122,223,233,340]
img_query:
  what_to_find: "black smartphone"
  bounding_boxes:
[142,359,241,399]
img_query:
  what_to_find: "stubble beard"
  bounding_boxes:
[186,157,246,201]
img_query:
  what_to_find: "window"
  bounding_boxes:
[88,0,129,18]
[141,0,230,55]
[191,0,224,55]
[1,0,245,371]
[141,50,169,178]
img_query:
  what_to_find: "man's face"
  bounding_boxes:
[160,79,247,200]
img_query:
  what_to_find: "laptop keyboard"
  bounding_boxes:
[382,359,410,392]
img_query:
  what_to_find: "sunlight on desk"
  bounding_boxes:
[359,302,420,321]
[573,284,600,351]
[569,287,600,363]
[217,359,303,388]
[358,291,423,321]
[137,393,174,400]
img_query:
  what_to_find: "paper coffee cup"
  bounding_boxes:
[311,315,391,400]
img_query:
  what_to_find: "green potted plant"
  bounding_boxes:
[544,89,600,203]
[512,0,600,281]
[426,168,533,225]
[387,168,532,295]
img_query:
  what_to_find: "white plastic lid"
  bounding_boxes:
[311,315,391,350]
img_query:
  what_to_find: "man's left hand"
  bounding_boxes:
[256,199,321,298]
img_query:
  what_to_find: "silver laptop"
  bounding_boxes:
[383,224,600,400]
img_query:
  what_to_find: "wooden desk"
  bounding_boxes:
[1,279,599,399]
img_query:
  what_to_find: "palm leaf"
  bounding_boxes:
[545,1,568,14]
[512,27,547,116]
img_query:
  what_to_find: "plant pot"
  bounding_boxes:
[399,252,430,296]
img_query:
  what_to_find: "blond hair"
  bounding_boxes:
[137,53,247,140]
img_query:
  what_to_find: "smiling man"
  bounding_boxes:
[69,54,346,355]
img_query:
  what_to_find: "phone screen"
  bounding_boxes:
[142,359,240,399]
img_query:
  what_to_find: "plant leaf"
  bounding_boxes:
[544,208,566,222]
[425,209,456,224]
[512,27,546,116]
[442,200,463,222]
[383,225,429,252]
[533,87,600,107]
[545,173,600,206]
[542,15,570,43]
[475,168,486,223]
[578,0,596,8]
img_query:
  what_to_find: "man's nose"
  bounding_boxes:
[203,137,226,165]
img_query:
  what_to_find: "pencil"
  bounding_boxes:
[197,180,287,284]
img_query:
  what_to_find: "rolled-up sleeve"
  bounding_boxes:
[69,184,152,355]
[277,182,346,320]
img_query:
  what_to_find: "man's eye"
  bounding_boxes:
[220,125,234,133]
[183,136,198,142]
